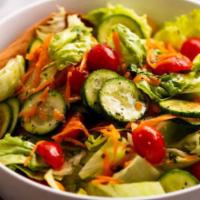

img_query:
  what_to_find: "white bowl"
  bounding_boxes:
[0,0,200,200]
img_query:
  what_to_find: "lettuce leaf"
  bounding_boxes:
[0,134,34,165]
[11,164,44,181]
[129,66,188,101]
[162,148,200,170]
[49,15,95,70]
[155,9,200,49]
[112,24,146,66]
[36,6,66,41]
[85,4,151,38]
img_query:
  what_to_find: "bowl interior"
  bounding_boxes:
[0,0,200,200]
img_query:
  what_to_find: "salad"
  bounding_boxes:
[2,4,200,198]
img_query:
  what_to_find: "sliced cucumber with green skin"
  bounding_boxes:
[181,117,200,126]
[82,69,119,113]
[159,100,200,118]
[98,15,144,43]
[0,55,25,101]
[99,78,146,122]
[0,103,12,138]
[21,90,66,134]
[6,98,20,133]
[159,169,199,192]
[28,38,42,53]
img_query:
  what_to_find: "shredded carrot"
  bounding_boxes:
[102,151,113,176]
[79,53,88,71]
[133,74,150,83]
[112,32,123,65]
[53,109,65,122]
[40,87,49,102]
[52,114,90,143]
[31,80,53,96]
[38,109,48,121]
[64,137,86,148]
[94,124,127,175]
[68,96,81,103]
[27,34,53,88]
[91,176,121,185]
[65,70,72,104]
[19,104,38,123]
[24,140,45,167]
[139,114,176,128]
[55,181,65,191]
[146,39,178,69]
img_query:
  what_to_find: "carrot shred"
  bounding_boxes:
[19,104,38,123]
[53,109,65,122]
[112,32,123,65]
[139,114,176,128]
[65,69,72,104]
[79,53,88,71]
[39,87,49,102]
[146,39,178,69]
[55,181,65,191]
[24,140,45,167]
[102,151,113,176]
[26,34,53,88]
[91,176,122,185]
[52,114,90,143]
[64,138,86,148]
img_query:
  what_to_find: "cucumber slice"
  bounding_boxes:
[0,103,12,138]
[98,15,144,43]
[99,78,146,122]
[181,117,200,126]
[21,90,66,134]
[82,69,119,113]
[0,55,25,101]
[28,38,42,53]
[159,169,199,192]
[6,98,20,133]
[159,99,200,118]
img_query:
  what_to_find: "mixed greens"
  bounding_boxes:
[2,4,200,198]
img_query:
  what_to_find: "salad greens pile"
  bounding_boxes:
[1,4,200,198]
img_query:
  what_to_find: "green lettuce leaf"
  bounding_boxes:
[112,24,146,66]
[85,4,151,38]
[155,9,200,49]
[161,148,200,170]
[36,7,66,41]
[129,66,188,101]
[0,134,34,165]
[11,164,44,181]
[49,15,95,70]
[85,134,106,151]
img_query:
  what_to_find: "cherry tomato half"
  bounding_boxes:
[69,68,88,95]
[181,37,200,61]
[87,44,119,71]
[152,55,192,75]
[132,126,166,164]
[190,161,200,180]
[37,141,65,170]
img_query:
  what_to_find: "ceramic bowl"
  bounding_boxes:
[0,0,200,200]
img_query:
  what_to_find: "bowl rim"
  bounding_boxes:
[1,0,200,199]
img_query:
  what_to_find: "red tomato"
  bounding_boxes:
[132,126,166,164]
[190,162,200,180]
[181,37,200,61]
[37,141,65,170]
[87,44,119,71]
[69,68,88,94]
[152,55,192,75]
